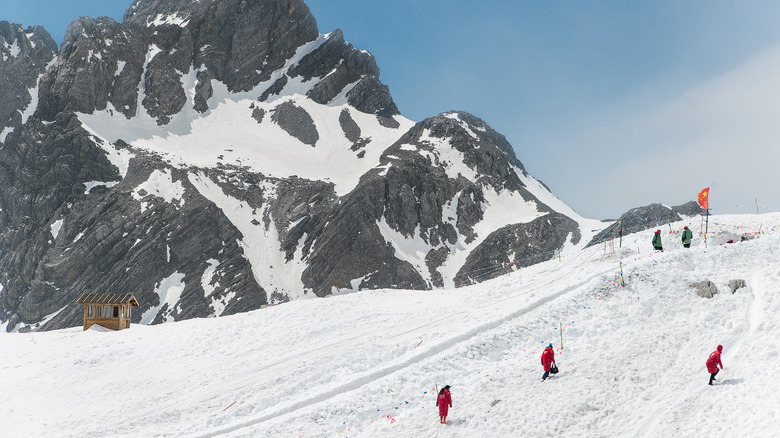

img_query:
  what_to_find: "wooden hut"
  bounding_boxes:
[76,293,139,331]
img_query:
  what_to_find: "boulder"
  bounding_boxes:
[728,279,747,294]
[690,280,718,299]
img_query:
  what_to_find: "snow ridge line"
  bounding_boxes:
[191,268,612,438]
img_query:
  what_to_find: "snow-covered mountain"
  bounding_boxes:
[0,0,600,332]
[2,214,778,437]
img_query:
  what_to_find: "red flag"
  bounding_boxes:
[698,187,710,209]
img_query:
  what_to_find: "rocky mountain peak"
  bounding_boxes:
[0,2,587,332]
[416,111,528,190]
[38,0,397,125]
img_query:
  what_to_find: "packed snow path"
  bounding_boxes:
[2,214,779,438]
[195,250,613,437]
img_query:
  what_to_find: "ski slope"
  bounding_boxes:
[2,213,779,437]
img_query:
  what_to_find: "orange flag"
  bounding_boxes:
[698,187,710,209]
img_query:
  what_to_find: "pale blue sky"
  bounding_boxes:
[3,0,780,218]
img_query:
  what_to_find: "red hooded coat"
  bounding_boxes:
[541,346,555,371]
[436,389,452,417]
[706,345,723,374]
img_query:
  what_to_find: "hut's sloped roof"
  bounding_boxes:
[77,293,139,306]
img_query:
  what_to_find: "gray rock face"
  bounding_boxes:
[271,101,319,146]
[290,29,399,117]
[124,0,214,24]
[339,109,361,143]
[36,0,397,126]
[126,0,320,95]
[0,23,57,143]
[587,203,702,247]
[251,106,266,123]
[673,201,705,217]
[38,0,323,124]
[341,109,372,152]
[300,112,578,295]
[0,0,583,331]
[0,115,267,330]
[38,16,144,120]
[690,280,718,299]
[454,213,580,286]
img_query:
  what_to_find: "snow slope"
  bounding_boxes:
[2,213,779,437]
[77,32,415,198]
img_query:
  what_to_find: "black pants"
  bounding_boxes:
[654,246,663,251]
[709,370,719,385]
[684,243,691,248]
[542,371,549,381]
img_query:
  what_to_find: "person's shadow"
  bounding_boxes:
[719,378,744,385]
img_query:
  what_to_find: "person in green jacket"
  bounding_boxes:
[681,226,693,248]
[652,230,663,251]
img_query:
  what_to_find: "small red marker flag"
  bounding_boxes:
[698,187,710,209]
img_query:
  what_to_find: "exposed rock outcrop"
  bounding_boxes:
[587,202,704,247]
[690,280,718,299]
[728,279,747,294]
[0,22,57,143]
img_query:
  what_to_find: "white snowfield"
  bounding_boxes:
[2,213,779,438]
[77,32,417,198]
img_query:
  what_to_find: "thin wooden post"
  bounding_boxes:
[620,261,626,287]
[560,322,564,349]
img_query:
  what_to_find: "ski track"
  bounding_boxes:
[633,257,768,438]
[192,251,613,437]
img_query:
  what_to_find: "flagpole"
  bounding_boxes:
[705,189,709,247]
[705,191,709,247]
[698,187,710,247]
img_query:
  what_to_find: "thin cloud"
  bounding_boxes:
[559,44,780,218]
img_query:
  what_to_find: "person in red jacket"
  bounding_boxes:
[706,344,724,385]
[541,343,556,381]
[436,385,452,424]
